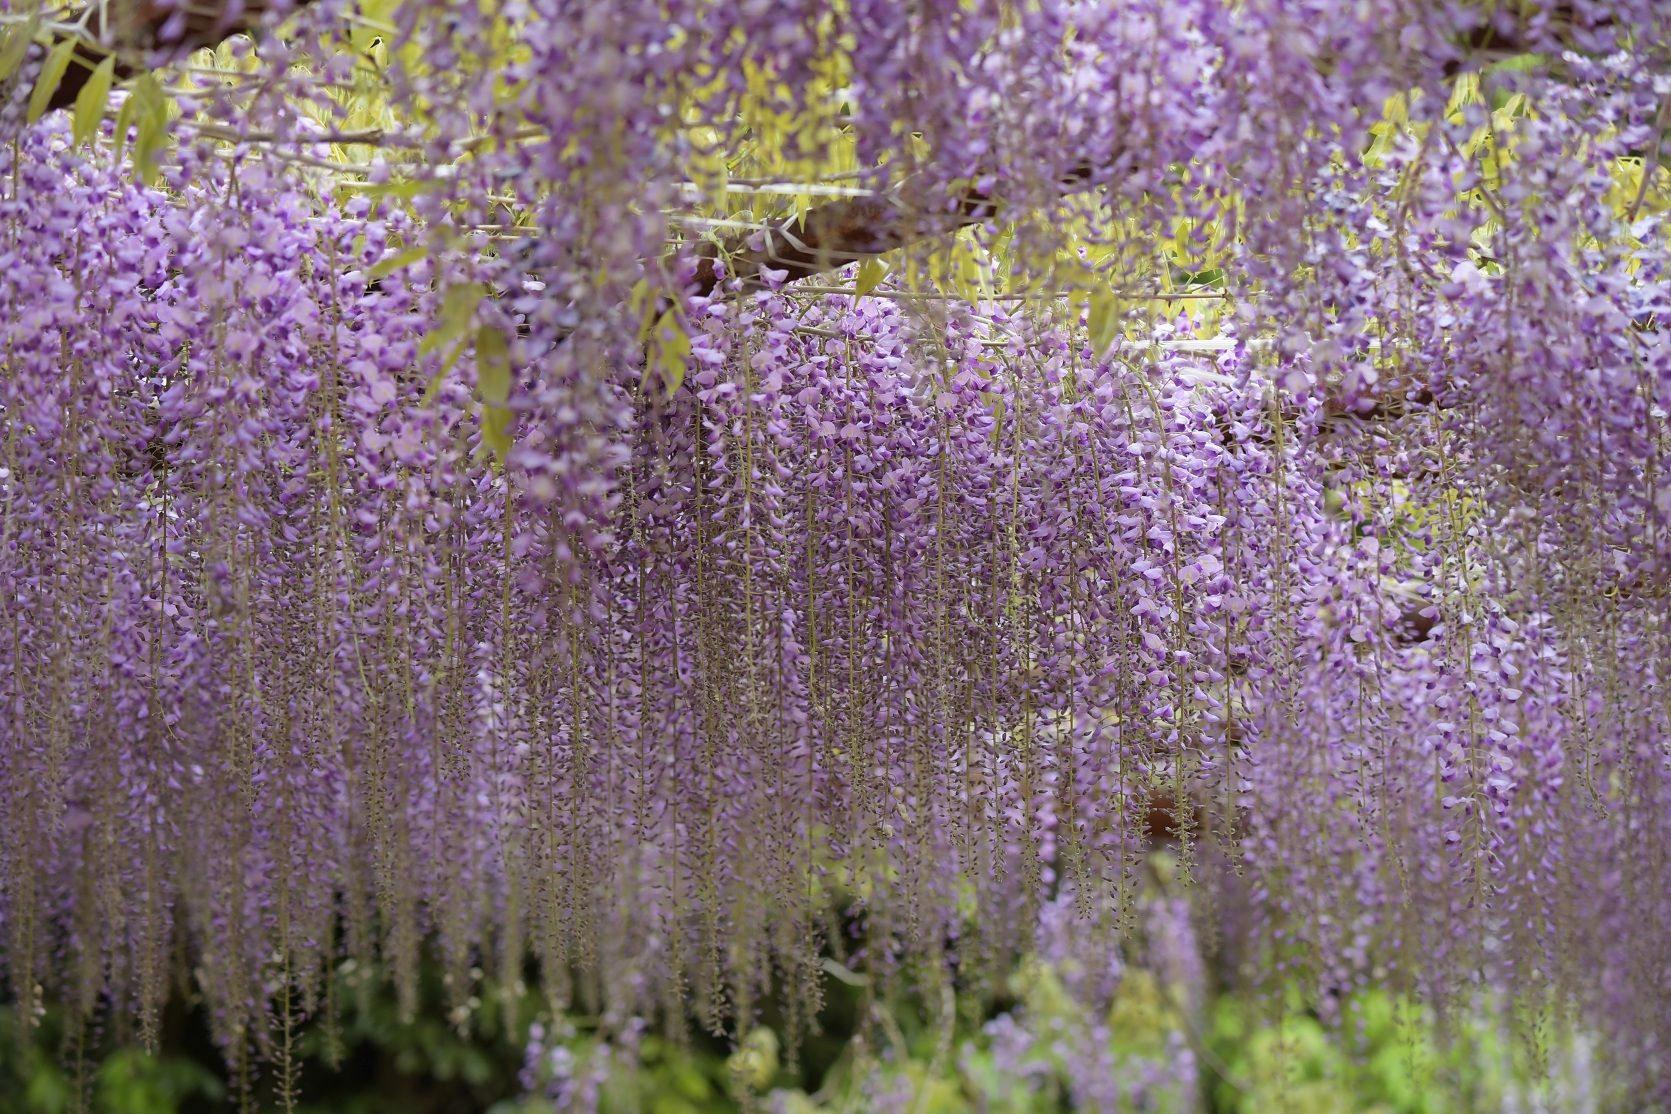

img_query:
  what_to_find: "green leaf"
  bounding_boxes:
[628,278,660,342]
[24,1063,72,1114]
[27,37,77,125]
[128,74,171,185]
[418,340,468,408]
[1485,51,1548,75]
[854,257,888,296]
[419,283,484,357]
[367,245,429,280]
[476,323,511,405]
[476,323,515,462]
[416,285,487,408]
[666,1057,713,1100]
[819,957,869,987]
[353,177,444,202]
[1087,288,1121,355]
[72,54,116,146]
[0,18,42,85]
[112,91,135,165]
[481,403,513,462]
[724,1027,779,1092]
[649,309,691,396]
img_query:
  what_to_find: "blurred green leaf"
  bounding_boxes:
[26,37,76,125]
[72,54,116,146]
[369,245,431,279]
[476,320,514,464]
[0,18,42,85]
[25,1064,72,1114]
[649,309,691,396]
[421,284,485,358]
[854,257,888,296]
[128,74,171,186]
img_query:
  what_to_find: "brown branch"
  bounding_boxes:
[687,165,1095,298]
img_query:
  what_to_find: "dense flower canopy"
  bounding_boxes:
[0,0,1669,1107]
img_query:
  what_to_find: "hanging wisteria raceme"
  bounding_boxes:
[1,0,1670,1107]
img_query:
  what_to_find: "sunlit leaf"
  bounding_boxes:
[128,74,171,186]
[649,308,691,396]
[1087,288,1121,354]
[474,319,516,464]
[854,257,888,296]
[475,323,512,406]
[26,37,76,125]
[0,17,42,85]
[419,283,485,357]
[480,402,514,463]
[72,54,116,147]
[368,245,431,280]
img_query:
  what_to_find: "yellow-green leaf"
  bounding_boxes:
[72,54,116,146]
[1087,288,1121,354]
[475,323,511,405]
[354,177,443,203]
[628,278,661,342]
[854,258,888,296]
[27,37,77,125]
[649,309,691,396]
[129,74,170,185]
[419,283,484,357]
[112,89,135,165]
[418,339,468,408]
[476,322,516,462]
[481,402,513,463]
[367,245,429,280]
[0,18,42,85]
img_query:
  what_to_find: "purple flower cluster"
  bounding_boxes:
[1,0,1670,1103]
